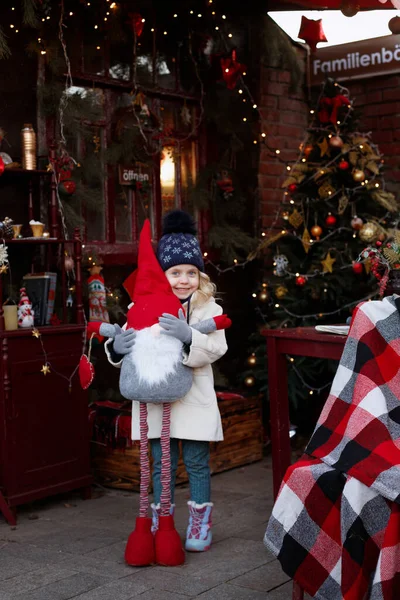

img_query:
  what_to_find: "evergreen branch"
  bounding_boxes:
[0,26,11,59]
[22,0,39,27]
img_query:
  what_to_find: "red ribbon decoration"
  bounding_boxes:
[318,95,350,125]
[298,16,327,52]
[220,50,246,90]
[129,13,144,37]
[0,156,4,176]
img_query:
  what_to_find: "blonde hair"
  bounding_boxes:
[191,271,217,308]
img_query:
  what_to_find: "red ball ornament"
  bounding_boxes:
[325,214,337,227]
[287,183,298,194]
[58,180,76,196]
[352,262,363,275]
[295,276,307,286]
[376,240,382,247]
[338,160,350,170]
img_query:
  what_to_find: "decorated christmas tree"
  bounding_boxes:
[244,77,400,430]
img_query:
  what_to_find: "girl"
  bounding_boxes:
[106,210,228,553]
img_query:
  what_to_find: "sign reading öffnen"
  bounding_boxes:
[311,34,400,85]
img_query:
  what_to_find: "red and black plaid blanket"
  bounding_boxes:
[265,296,400,599]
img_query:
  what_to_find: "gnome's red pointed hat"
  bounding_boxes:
[123,219,182,331]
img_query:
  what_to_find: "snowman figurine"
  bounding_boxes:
[18,287,35,328]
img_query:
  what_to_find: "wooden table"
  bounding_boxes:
[263,328,346,600]
[263,327,346,498]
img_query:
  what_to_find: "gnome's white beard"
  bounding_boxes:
[127,326,183,385]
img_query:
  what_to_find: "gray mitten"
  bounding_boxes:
[113,324,136,355]
[159,308,192,345]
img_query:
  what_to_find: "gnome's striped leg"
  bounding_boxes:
[139,402,151,518]
[160,402,172,516]
[124,401,155,567]
[155,402,185,566]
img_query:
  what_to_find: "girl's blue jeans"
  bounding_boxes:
[150,438,211,505]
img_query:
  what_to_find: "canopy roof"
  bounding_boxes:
[268,0,396,9]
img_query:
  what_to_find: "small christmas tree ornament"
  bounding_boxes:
[273,254,288,276]
[275,285,288,299]
[311,224,322,240]
[288,209,303,229]
[18,287,34,328]
[302,228,311,253]
[359,221,383,243]
[295,276,307,286]
[321,252,336,274]
[287,183,298,194]
[338,194,349,215]
[325,214,337,227]
[352,261,363,274]
[351,215,363,230]
[338,160,350,170]
[353,169,365,182]
[329,136,343,149]
[303,144,313,158]
[318,182,335,199]
[58,180,76,197]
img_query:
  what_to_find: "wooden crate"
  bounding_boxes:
[90,393,263,492]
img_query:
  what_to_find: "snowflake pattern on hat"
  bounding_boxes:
[157,231,204,272]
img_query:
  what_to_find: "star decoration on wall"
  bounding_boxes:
[41,364,51,376]
[321,252,336,273]
[32,328,41,338]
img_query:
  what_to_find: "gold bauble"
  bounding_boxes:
[359,221,380,243]
[244,376,255,387]
[353,169,365,182]
[275,285,288,299]
[311,224,323,240]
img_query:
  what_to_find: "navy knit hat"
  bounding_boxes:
[157,210,205,272]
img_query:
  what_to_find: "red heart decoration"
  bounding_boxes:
[79,354,95,390]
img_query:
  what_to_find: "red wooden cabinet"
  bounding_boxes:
[0,326,93,525]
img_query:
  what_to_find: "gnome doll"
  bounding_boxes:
[83,220,230,567]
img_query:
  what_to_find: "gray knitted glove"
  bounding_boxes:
[159,309,192,345]
[113,324,136,355]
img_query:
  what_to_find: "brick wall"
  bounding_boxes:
[347,75,400,195]
[258,66,308,231]
[258,66,400,233]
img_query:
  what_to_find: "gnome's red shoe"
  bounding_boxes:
[124,516,155,566]
[155,514,185,566]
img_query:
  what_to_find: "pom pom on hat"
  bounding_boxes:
[157,210,204,272]
[162,210,197,236]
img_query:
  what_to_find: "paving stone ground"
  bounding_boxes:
[0,457,310,599]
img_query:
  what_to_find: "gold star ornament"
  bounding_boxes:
[41,364,51,376]
[321,252,336,274]
[32,328,41,338]
[0,264,8,274]
[317,138,331,158]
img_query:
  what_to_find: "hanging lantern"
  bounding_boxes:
[298,16,327,52]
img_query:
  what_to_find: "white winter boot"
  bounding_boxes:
[185,501,213,552]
